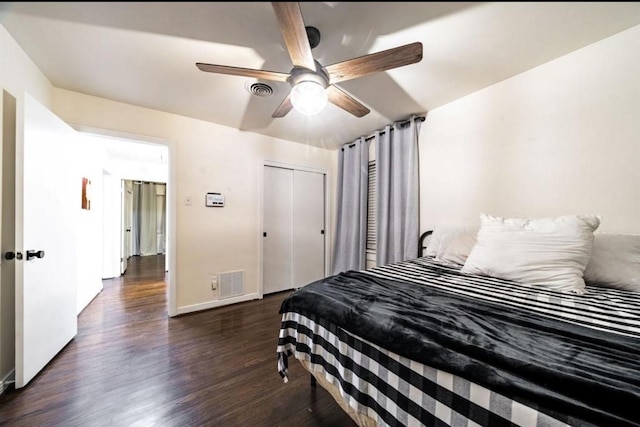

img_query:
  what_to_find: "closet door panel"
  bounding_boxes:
[263,166,293,294]
[293,170,325,288]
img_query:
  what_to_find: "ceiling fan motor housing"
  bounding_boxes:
[288,60,329,89]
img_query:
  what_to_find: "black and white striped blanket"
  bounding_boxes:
[276,257,640,427]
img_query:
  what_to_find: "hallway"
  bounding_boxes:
[0,255,353,426]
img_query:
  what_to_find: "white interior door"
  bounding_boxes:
[263,166,293,295]
[120,179,134,274]
[15,93,78,388]
[293,170,325,287]
[120,180,128,274]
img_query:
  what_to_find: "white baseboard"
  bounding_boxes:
[175,292,261,316]
[1,369,15,395]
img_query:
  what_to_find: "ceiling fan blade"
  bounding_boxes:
[271,2,316,71]
[196,63,290,83]
[326,85,370,118]
[324,42,423,85]
[272,92,294,118]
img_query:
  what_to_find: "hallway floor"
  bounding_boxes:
[0,255,354,427]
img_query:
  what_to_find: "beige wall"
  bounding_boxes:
[0,25,52,108]
[419,24,640,234]
[53,89,337,313]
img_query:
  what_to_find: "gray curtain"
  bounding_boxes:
[139,182,157,256]
[132,182,167,256]
[332,137,368,274]
[376,116,421,266]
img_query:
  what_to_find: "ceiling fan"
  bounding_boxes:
[196,2,423,118]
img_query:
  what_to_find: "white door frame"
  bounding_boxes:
[259,160,330,298]
[0,90,17,390]
[73,126,178,317]
[120,179,129,275]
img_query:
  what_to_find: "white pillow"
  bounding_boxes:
[583,234,640,291]
[434,228,479,266]
[461,213,601,294]
[425,225,478,258]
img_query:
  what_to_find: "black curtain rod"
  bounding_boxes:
[342,115,426,149]
[363,115,425,142]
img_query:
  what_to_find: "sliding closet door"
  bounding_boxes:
[263,165,326,295]
[263,166,293,294]
[293,170,325,287]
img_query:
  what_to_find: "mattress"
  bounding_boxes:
[276,256,640,426]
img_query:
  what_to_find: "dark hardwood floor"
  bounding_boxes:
[0,255,356,427]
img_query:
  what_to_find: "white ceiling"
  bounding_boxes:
[1,2,639,150]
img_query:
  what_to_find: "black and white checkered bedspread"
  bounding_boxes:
[276,257,640,427]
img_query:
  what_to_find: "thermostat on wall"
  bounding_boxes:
[206,192,225,207]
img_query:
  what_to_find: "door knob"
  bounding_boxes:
[4,251,22,260]
[26,250,45,260]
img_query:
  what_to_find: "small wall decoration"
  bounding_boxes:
[81,177,92,210]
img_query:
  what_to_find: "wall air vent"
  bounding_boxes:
[219,270,244,299]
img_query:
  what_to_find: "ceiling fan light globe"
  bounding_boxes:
[291,81,328,115]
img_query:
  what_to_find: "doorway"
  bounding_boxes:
[79,130,173,314]
[122,179,167,274]
[1,94,177,391]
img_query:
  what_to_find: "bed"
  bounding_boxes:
[276,224,640,427]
